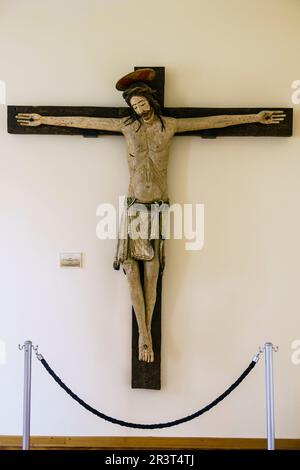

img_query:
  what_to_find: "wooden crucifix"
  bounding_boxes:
[8,66,293,390]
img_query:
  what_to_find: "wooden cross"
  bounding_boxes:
[7,66,293,390]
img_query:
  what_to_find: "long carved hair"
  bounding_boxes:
[123,82,165,132]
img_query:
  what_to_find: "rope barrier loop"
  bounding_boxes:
[35,350,259,430]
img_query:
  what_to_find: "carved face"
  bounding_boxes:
[130,95,152,118]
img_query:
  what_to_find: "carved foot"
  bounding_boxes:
[138,333,154,363]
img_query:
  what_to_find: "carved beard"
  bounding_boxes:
[141,110,152,119]
[140,108,156,123]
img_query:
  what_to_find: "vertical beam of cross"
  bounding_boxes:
[131,67,165,390]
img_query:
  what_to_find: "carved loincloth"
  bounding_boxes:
[113,197,169,272]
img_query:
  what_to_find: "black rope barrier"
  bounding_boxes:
[38,355,257,429]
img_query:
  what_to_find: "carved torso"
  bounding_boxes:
[120,116,176,202]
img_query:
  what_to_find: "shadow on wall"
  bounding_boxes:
[0,80,6,105]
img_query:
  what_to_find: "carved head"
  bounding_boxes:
[123,82,159,110]
[129,95,152,119]
[122,82,165,130]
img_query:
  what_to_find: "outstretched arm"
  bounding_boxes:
[15,113,122,132]
[176,110,286,133]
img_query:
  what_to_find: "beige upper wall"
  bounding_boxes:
[0,0,299,437]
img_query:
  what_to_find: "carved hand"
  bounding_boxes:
[16,113,43,126]
[257,110,286,125]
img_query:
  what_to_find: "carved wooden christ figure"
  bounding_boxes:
[16,69,286,364]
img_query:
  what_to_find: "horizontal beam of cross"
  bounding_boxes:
[7,105,293,138]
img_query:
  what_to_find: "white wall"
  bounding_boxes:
[0,0,300,438]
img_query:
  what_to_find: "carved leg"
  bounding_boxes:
[123,258,153,362]
[143,240,160,362]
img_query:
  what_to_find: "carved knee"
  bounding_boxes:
[147,258,160,276]
[123,260,136,277]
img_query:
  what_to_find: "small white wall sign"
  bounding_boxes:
[60,253,83,268]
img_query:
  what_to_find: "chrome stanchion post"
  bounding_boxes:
[264,342,278,451]
[19,340,33,450]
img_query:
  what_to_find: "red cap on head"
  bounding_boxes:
[116,68,156,91]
